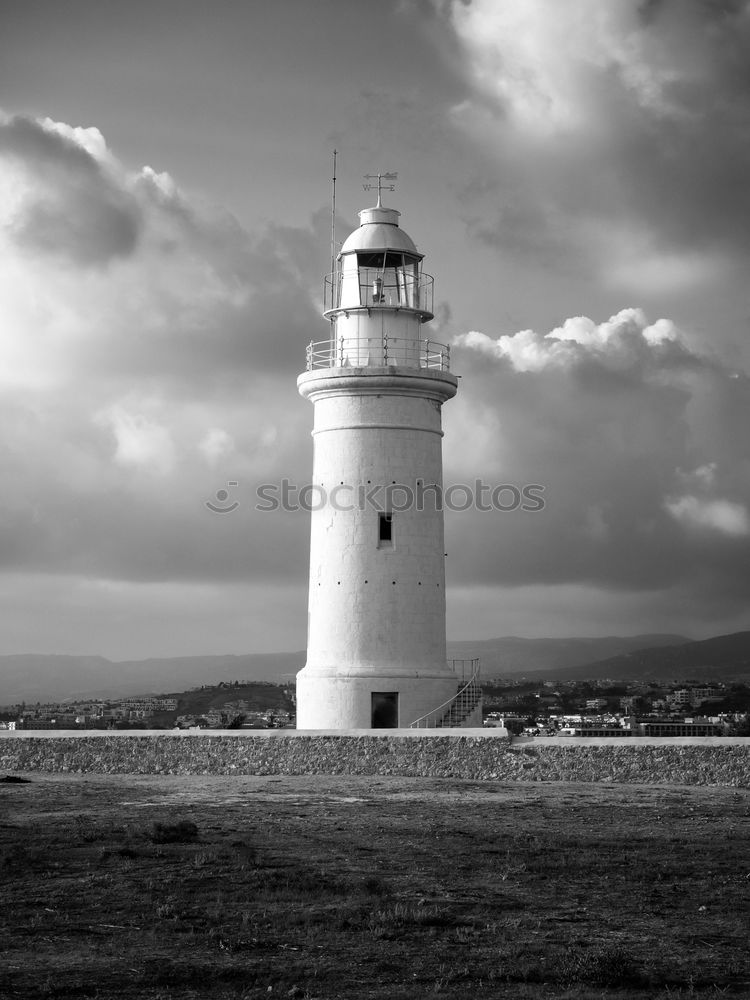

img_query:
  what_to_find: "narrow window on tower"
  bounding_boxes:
[378,512,393,547]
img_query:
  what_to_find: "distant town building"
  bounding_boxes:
[641,720,723,737]
[585,698,608,710]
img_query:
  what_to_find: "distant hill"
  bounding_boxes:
[546,631,750,683]
[3,632,750,703]
[446,634,689,678]
[157,681,295,726]
[0,651,304,704]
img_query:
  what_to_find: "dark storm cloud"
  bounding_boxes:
[446,310,750,604]
[445,0,750,268]
[26,157,335,389]
[0,377,314,585]
[0,112,332,586]
[0,472,310,585]
[0,115,140,264]
[0,114,103,174]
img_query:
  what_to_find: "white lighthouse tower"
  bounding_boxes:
[296,183,481,729]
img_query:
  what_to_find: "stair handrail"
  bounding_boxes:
[408,659,481,729]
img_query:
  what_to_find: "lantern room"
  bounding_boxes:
[315,203,442,370]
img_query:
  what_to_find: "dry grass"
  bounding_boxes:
[0,773,748,999]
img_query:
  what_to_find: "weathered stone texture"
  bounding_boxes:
[1,736,748,786]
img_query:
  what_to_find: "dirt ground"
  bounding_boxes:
[1,773,749,999]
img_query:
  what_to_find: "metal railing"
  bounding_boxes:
[324,267,434,316]
[408,658,481,729]
[449,658,481,682]
[306,335,451,372]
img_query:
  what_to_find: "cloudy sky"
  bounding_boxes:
[1,0,749,660]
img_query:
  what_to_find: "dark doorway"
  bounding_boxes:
[371,692,399,728]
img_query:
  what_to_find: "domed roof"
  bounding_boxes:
[339,205,422,258]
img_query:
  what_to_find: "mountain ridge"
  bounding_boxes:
[4,632,750,703]
[447,633,689,677]
[546,631,750,683]
[0,651,304,703]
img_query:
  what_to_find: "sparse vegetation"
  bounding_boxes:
[556,944,643,988]
[149,819,199,844]
[0,773,748,999]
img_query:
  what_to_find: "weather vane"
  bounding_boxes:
[363,171,398,206]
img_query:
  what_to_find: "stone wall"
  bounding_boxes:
[1,734,748,786]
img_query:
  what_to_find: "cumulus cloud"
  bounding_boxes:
[97,405,177,473]
[664,460,750,537]
[455,308,689,373]
[446,0,740,129]
[0,111,325,592]
[199,428,235,464]
[0,114,140,265]
[0,113,331,389]
[446,307,750,613]
[665,496,749,537]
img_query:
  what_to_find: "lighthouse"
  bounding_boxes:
[295,184,481,729]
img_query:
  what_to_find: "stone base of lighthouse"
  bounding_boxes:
[296,665,460,730]
[295,366,462,731]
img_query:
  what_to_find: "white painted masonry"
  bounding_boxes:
[296,199,463,729]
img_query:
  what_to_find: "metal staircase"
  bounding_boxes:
[409,659,481,729]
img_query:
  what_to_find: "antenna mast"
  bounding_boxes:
[330,149,337,281]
